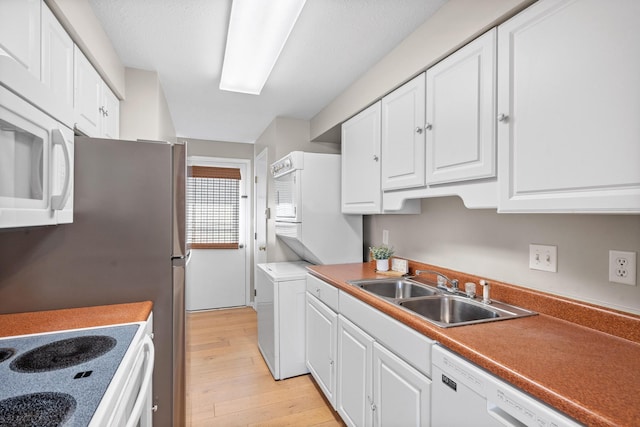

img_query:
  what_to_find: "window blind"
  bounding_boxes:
[187,166,241,249]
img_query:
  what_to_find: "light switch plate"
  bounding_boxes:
[529,244,557,273]
[392,258,408,274]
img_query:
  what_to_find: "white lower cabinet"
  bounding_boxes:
[306,291,338,408]
[373,342,430,427]
[337,316,374,427]
[337,315,431,427]
[307,274,433,426]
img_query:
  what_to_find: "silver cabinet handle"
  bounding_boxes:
[258,246,266,251]
[373,155,379,161]
[497,113,509,122]
[415,126,423,134]
[424,123,432,131]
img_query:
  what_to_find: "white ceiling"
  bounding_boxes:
[88,0,447,143]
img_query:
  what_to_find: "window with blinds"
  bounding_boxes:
[187,166,241,249]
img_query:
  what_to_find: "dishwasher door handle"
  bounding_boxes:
[487,402,526,427]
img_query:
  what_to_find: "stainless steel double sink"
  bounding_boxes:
[347,277,536,328]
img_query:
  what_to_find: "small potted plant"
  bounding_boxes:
[369,245,394,272]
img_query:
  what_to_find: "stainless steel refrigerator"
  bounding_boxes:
[0,137,187,427]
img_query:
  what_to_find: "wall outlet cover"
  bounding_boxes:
[608,250,637,286]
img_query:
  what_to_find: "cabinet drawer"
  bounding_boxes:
[339,291,433,377]
[306,274,339,312]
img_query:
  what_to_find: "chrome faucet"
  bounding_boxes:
[415,270,460,293]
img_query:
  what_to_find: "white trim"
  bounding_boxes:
[187,155,252,307]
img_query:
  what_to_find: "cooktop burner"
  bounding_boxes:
[0,392,76,427]
[10,336,116,373]
[0,349,14,364]
[0,324,140,426]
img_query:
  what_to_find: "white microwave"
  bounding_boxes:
[0,59,74,228]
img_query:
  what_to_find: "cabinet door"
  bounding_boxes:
[497,0,640,212]
[426,29,496,185]
[101,85,120,139]
[306,293,338,408]
[337,316,374,427]
[373,343,430,427]
[41,3,74,110]
[0,0,40,79]
[342,101,382,214]
[381,74,425,190]
[74,46,101,137]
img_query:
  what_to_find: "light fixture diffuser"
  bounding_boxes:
[219,0,307,95]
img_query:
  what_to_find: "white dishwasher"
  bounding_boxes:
[432,345,582,427]
[256,261,311,380]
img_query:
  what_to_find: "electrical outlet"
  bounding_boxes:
[529,244,557,272]
[608,250,636,286]
[382,229,389,245]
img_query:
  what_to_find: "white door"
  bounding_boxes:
[425,28,496,185]
[254,148,268,308]
[373,342,431,427]
[74,45,101,137]
[381,73,426,191]
[306,293,338,408]
[341,101,382,214]
[337,316,374,427]
[497,0,640,212]
[185,157,250,310]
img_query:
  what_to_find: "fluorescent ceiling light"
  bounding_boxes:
[220,0,307,95]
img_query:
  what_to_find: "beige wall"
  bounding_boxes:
[46,0,125,99]
[184,138,254,159]
[310,0,534,141]
[253,117,340,263]
[365,197,640,315]
[120,68,176,142]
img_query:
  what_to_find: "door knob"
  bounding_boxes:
[258,246,266,251]
[415,127,423,134]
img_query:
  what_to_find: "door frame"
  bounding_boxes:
[253,148,268,310]
[187,155,252,306]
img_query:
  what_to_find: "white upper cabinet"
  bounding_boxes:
[74,46,102,136]
[426,29,496,185]
[101,85,119,139]
[497,0,640,213]
[41,3,73,110]
[74,45,119,139]
[381,74,426,191]
[0,0,41,79]
[342,101,382,214]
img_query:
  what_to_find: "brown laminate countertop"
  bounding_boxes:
[0,301,153,338]
[308,262,640,427]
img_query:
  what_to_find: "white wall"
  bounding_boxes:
[120,68,176,142]
[253,117,340,263]
[365,197,640,315]
[310,0,534,141]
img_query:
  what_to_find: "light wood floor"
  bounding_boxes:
[186,307,345,426]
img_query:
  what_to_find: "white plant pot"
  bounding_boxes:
[376,259,390,272]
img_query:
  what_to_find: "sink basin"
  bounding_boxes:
[348,278,439,299]
[398,295,536,328]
